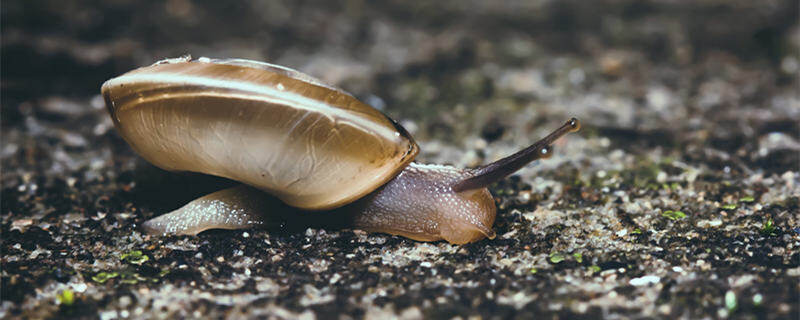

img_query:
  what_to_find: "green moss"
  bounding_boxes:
[92,272,119,283]
[636,162,660,188]
[549,252,565,264]
[57,289,75,306]
[662,210,686,220]
[721,204,737,210]
[588,265,601,273]
[529,268,538,274]
[93,266,164,285]
[752,293,763,306]
[645,183,661,190]
[572,253,583,263]
[739,196,755,203]
[120,274,147,285]
[121,250,149,265]
[619,159,662,189]
[761,219,777,236]
[725,290,737,311]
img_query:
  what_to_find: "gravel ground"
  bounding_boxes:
[2,1,799,319]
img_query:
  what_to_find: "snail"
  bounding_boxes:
[101,57,580,244]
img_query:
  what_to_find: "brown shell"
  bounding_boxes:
[101,57,418,210]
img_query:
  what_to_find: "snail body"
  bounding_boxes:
[102,57,579,244]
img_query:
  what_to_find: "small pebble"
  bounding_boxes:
[629,275,660,286]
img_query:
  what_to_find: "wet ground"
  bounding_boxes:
[2,1,799,319]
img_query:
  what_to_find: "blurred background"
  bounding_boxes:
[3,1,798,150]
[2,1,798,319]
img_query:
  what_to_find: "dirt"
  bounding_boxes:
[2,1,798,319]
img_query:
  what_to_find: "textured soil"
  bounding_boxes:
[2,1,799,319]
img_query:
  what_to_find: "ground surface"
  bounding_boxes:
[2,1,799,319]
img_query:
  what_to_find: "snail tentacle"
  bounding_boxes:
[451,118,580,192]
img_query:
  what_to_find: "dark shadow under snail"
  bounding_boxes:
[101,57,580,244]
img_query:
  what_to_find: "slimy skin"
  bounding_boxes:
[344,163,496,244]
[142,163,495,244]
[141,185,277,236]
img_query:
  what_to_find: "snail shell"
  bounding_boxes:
[102,57,417,210]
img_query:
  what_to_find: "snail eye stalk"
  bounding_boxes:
[451,118,580,192]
